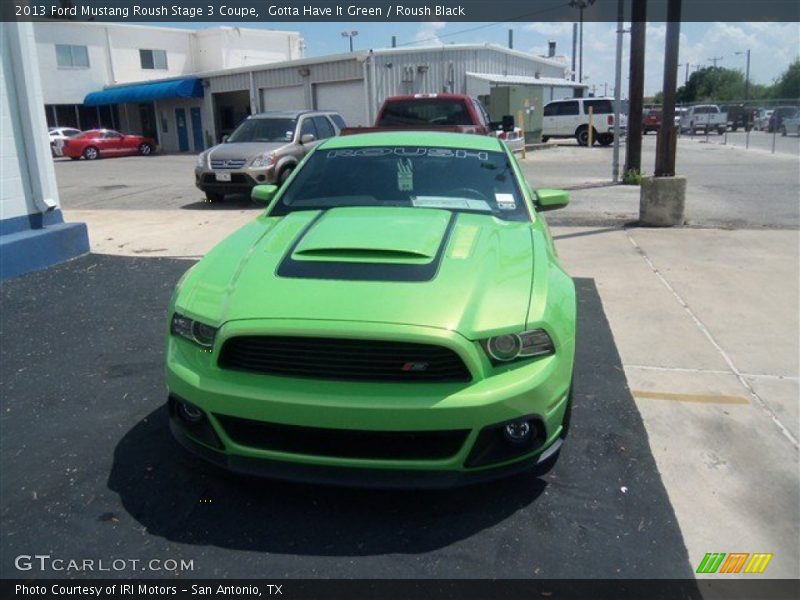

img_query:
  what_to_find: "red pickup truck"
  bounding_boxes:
[342,93,514,136]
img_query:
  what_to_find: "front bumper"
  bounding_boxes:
[195,166,276,195]
[166,318,573,487]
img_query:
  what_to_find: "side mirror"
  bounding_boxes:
[501,114,515,132]
[251,184,279,204]
[535,188,570,212]
[300,133,316,144]
[221,135,229,143]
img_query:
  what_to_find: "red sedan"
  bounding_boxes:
[62,129,156,160]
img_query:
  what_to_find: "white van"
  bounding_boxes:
[542,97,627,146]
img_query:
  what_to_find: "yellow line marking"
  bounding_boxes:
[632,390,750,405]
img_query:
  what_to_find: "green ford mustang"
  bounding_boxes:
[167,131,576,487]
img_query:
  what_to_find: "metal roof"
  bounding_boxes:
[466,72,588,88]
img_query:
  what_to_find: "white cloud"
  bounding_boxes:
[413,21,447,46]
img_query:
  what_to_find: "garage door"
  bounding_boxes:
[260,85,306,112]
[314,80,367,127]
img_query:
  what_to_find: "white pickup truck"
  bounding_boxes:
[680,104,727,135]
[542,97,627,146]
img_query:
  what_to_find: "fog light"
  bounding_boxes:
[503,420,532,445]
[177,401,204,424]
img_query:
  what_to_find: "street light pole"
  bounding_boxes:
[569,0,596,84]
[341,30,359,52]
[736,49,751,100]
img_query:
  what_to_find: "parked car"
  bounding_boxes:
[767,106,798,133]
[643,107,662,134]
[780,109,800,136]
[61,129,155,160]
[542,97,627,146]
[342,93,508,137]
[753,109,774,131]
[195,110,346,202]
[680,105,727,135]
[167,131,576,487]
[48,127,81,156]
[719,104,752,131]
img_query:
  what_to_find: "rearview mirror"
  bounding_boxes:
[535,188,570,212]
[251,184,279,204]
[300,133,316,144]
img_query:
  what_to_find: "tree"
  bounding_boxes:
[676,67,748,103]
[771,59,800,99]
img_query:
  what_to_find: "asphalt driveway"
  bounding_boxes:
[0,254,695,580]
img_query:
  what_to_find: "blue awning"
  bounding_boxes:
[84,78,203,106]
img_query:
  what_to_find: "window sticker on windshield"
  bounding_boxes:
[495,193,516,210]
[412,196,492,212]
[327,148,489,161]
[397,159,414,191]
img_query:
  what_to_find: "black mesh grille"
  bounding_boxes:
[214,414,469,460]
[218,336,472,383]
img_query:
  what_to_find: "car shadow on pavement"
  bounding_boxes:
[181,195,263,211]
[0,255,695,578]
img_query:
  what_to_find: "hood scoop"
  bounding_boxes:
[292,206,452,265]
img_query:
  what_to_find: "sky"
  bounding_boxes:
[159,21,800,97]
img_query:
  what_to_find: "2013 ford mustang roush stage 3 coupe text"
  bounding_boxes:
[166,131,576,488]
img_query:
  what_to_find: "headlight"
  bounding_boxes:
[170,312,218,350]
[482,329,554,363]
[249,152,275,168]
[195,151,207,168]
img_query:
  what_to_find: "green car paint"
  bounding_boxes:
[167,131,576,487]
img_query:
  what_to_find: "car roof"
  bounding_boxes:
[320,131,504,151]
[250,110,336,119]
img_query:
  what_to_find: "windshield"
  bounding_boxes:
[270,146,530,222]
[378,100,473,127]
[227,118,297,143]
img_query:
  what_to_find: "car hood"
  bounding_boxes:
[208,142,288,161]
[178,207,536,338]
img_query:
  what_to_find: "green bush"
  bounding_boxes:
[623,169,643,186]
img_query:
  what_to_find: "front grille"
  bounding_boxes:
[210,159,247,169]
[214,414,469,460]
[218,336,472,383]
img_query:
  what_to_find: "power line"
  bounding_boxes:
[393,2,573,48]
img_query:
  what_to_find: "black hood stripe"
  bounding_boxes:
[276,211,458,282]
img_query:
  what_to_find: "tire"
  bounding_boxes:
[717,127,725,135]
[541,136,550,143]
[204,192,224,202]
[598,133,614,146]
[278,166,294,185]
[575,126,593,147]
[138,143,152,156]
[781,126,787,137]
[83,146,99,160]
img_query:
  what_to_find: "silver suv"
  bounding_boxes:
[195,110,346,201]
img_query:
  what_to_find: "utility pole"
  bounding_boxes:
[612,0,623,183]
[709,56,723,68]
[625,0,647,177]
[571,23,577,81]
[655,0,682,177]
[569,1,596,83]
[736,49,751,100]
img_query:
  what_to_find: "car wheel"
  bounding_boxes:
[83,146,99,160]
[541,136,550,143]
[279,166,294,185]
[205,192,224,202]
[717,127,726,135]
[598,133,614,146]
[575,127,591,146]
[138,143,152,156]
[781,126,788,137]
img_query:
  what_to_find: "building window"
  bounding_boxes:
[55,45,89,69]
[140,49,168,70]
